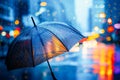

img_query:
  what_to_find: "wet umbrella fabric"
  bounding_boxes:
[5,21,84,70]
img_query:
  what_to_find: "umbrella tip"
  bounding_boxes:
[31,17,37,27]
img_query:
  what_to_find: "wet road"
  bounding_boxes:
[0,41,120,80]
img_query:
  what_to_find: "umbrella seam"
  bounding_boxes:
[35,27,50,60]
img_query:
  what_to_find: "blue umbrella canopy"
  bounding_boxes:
[5,21,85,70]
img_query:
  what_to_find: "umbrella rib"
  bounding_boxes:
[35,28,57,80]
[40,27,69,51]
[30,36,35,66]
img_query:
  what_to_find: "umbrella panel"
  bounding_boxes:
[38,22,84,50]
[32,28,67,66]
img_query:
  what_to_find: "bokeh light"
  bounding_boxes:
[0,25,3,31]
[99,12,106,18]
[88,33,100,40]
[79,37,88,43]
[107,26,114,33]
[106,36,111,41]
[83,39,98,48]
[94,26,99,31]
[100,29,105,34]
[14,20,20,25]
[6,33,10,38]
[15,27,21,31]
[40,2,47,6]
[114,23,120,29]
[1,31,6,36]
[9,30,14,36]
[107,18,112,25]
[14,30,20,38]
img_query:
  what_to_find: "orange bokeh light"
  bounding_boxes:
[79,37,88,43]
[40,2,47,6]
[0,25,3,31]
[107,26,114,33]
[14,30,20,38]
[14,20,20,25]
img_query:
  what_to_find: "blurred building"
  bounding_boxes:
[105,0,120,24]
[14,0,29,28]
[0,0,14,56]
[75,0,93,33]
[0,0,14,25]
[0,0,29,57]
[91,0,105,31]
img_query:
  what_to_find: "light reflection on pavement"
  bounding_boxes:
[0,40,120,80]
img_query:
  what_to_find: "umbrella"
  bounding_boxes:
[5,17,85,80]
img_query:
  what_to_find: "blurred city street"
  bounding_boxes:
[0,0,120,80]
